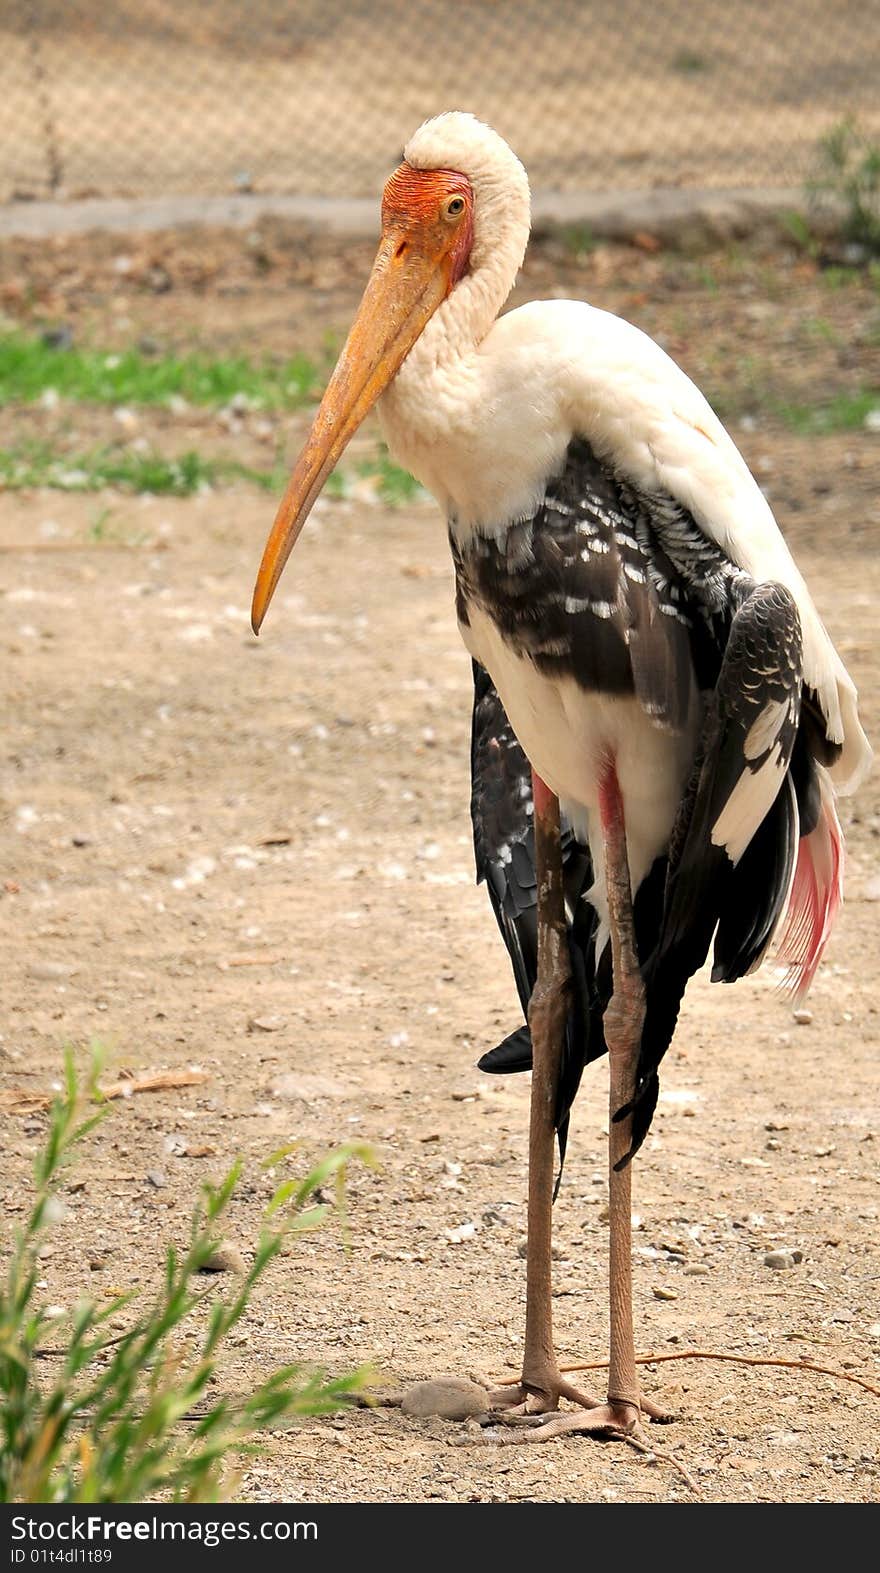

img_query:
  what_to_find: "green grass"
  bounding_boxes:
[778,388,880,433]
[0,333,324,410]
[326,449,427,505]
[801,315,842,346]
[559,223,597,260]
[0,439,425,502]
[0,441,281,495]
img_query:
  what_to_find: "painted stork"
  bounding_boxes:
[251,114,871,1443]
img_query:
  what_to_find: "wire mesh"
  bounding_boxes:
[1,1,879,203]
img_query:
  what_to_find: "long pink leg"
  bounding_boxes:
[501,762,645,1434]
[489,772,601,1413]
[519,773,568,1400]
[487,765,668,1440]
[597,760,644,1425]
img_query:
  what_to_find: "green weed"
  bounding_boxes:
[809,118,880,258]
[0,1050,372,1503]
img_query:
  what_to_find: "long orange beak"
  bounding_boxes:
[251,218,454,634]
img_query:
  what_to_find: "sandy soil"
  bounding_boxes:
[1,227,879,1503]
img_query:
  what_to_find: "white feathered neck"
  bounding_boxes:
[403,112,530,360]
[377,113,871,795]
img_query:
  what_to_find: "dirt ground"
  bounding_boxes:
[1,224,879,1503]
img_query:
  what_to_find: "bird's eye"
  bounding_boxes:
[444,196,466,219]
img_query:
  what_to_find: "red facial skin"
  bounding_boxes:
[381,165,474,290]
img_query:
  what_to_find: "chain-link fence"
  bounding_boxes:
[2,1,879,204]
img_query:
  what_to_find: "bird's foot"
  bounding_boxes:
[483,1373,674,1431]
[485,1364,604,1418]
[478,1390,698,1497]
[480,1398,642,1444]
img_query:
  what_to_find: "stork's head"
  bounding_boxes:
[251,113,530,632]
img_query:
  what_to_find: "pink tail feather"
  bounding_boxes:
[776,772,844,1000]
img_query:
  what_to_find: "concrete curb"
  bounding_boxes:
[0,186,807,245]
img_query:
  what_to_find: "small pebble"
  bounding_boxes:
[199,1245,246,1275]
[764,1249,803,1270]
[684,1263,710,1276]
[792,1008,813,1025]
[41,325,73,349]
[653,1285,678,1300]
[146,1168,166,1189]
[248,1015,287,1033]
[445,1222,478,1244]
[27,960,74,981]
[400,1376,488,1421]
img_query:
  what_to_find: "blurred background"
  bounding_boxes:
[3,0,879,201]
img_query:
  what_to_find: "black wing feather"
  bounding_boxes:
[464,438,828,1175]
[616,581,804,1161]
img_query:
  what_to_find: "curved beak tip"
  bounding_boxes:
[250,592,268,636]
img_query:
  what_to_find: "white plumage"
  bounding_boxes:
[377,113,870,947]
[388,116,869,769]
[251,110,870,1440]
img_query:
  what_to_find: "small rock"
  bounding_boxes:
[445,1222,478,1244]
[684,1263,710,1276]
[653,1285,678,1301]
[41,325,73,350]
[199,1246,246,1275]
[248,1015,286,1033]
[863,875,880,902]
[27,960,74,981]
[146,1169,166,1189]
[400,1376,488,1421]
[764,1249,803,1270]
[481,1207,506,1226]
[792,1008,813,1025]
